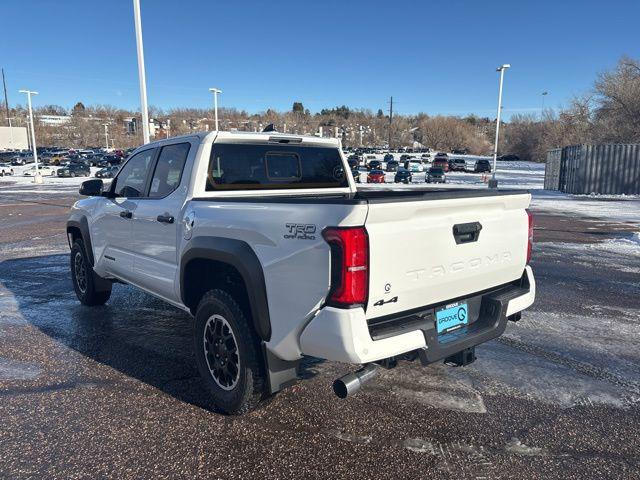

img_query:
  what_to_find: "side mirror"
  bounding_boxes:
[79,179,103,196]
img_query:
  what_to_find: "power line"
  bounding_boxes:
[2,68,9,124]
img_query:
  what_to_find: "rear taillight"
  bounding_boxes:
[323,227,369,307]
[526,209,533,264]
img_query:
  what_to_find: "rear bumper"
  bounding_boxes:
[300,266,535,364]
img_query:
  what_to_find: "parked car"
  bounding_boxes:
[78,149,95,158]
[399,154,412,162]
[47,154,70,166]
[24,165,57,176]
[11,154,34,166]
[383,153,394,163]
[367,160,382,171]
[452,149,468,155]
[421,153,432,161]
[367,169,385,183]
[95,166,119,179]
[394,168,412,184]
[67,131,535,414]
[448,158,466,172]
[386,160,399,172]
[408,160,424,173]
[475,159,492,173]
[98,155,122,167]
[0,162,14,176]
[57,163,91,177]
[498,154,519,161]
[432,158,449,172]
[88,154,105,166]
[347,154,361,166]
[426,167,446,183]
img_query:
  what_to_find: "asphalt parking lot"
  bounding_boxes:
[1,188,639,479]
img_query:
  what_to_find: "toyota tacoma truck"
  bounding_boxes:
[67,131,535,414]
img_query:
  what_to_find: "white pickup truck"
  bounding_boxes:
[67,131,535,414]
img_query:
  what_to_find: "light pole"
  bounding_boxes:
[209,88,222,131]
[133,0,150,144]
[19,89,41,184]
[22,116,31,150]
[7,117,14,148]
[102,123,109,150]
[489,64,510,189]
[541,91,548,119]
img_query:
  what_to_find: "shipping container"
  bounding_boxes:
[544,144,640,195]
[544,148,561,190]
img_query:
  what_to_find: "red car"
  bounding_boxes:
[432,158,449,172]
[367,169,385,183]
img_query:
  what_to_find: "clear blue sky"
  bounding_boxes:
[2,0,638,119]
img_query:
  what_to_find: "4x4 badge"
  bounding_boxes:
[373,296,398,307]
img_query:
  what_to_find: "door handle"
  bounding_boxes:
[452,221,482,244]
[119,210,133,219]
[156,214,174,224]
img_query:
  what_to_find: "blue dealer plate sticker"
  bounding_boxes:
[435,303,468,334]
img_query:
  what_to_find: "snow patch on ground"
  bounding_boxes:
[392,385,487,414]
[504,438,547,457]
[380,364,487,413]
[0,357,41,380]
[404,437,439,454]
[535,234,640,273]
[332,430,372,445]
[531,190,640,225]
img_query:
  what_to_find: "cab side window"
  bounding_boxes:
[148,143,190,198]
[112,149,155,198]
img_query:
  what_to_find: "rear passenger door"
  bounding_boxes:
[129,142,192,302]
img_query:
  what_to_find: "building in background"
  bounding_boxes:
[0,126,29,150]
[39,115,72,126]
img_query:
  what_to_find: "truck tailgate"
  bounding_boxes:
[363,191,531,319]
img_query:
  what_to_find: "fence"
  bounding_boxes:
[544,148,561,190]
[545,144,640,195]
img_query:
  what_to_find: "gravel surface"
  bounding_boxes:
[0,183,639,479]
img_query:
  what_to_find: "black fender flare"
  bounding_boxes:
[67,216,111,292]
[180,236,272,341]
[66,216,95,266]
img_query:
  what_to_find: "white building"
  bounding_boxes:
[0,126,29,150]
[39,115,72,126]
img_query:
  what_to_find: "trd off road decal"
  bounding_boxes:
[284,224,317,240]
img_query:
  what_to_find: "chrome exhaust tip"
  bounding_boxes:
[332,364,379,399]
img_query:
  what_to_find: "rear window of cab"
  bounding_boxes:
[206,143,348,190]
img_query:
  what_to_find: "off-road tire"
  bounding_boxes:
[70,239,111,306]
[194,289,267,415]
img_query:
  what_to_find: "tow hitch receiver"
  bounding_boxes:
[444,347,476,367]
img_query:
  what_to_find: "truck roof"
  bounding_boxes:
[211,131,340,147]
[139,131,341,149]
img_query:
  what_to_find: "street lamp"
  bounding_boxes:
[7,117,14,148]
[133,0,150,144]
[18,89,41,184]
[102,123,109,150]
[489,64,510,189]
[209,88,222,131]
